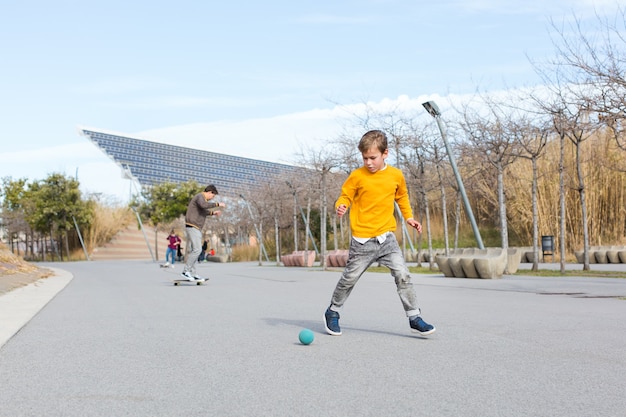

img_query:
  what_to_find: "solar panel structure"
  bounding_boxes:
[80,128,300,198]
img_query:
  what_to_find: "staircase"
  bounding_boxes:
[90,226,165,261]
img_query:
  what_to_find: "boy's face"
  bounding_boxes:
[361,146,388,173]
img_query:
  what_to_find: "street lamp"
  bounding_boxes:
[422,101,484,249]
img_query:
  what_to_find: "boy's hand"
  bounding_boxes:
[407,218,422,233]
[213,211,221,216]
[336,204,347,217]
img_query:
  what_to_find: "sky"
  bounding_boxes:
[0,0,622,204]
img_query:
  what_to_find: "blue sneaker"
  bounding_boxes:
[410,316,436,336]
[324,307,342,336]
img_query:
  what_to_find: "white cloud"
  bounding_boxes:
[135,93,462,164]
[136,107,351,165]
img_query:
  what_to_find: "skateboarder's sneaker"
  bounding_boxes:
[164,262,170,267]
[409,316,436,336]
[180,271,194,281]
[324,306,342,336]
[192,274,205,281]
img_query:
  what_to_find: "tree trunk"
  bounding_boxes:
[64,232,71,261]
[576,141,591,271]
[497,163,509,250]
[331,211,338,251]
[274,215,280,266]
[304,197,311,263]
[320,170,327,269]
[154,228,159,261]
[422,189,434,270]
[454,191,461,250]
[531,156,540,272]
[436,164,450,256]
[559,133,567,273]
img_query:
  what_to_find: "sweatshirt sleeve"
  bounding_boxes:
[394,170,414,220]
[335,172,357,210]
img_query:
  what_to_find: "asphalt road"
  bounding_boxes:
[1,260,626,417]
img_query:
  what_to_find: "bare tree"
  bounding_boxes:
[531,10,615,271]
[292,141,344,269]
[541,9,626,150]
[507,109,551,271]
[457,96,522,253]
[400,123,443,269]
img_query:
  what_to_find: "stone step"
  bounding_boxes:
[91,226,166,261]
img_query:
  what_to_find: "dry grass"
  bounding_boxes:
[231,245,259,262]
[86,205,136,252]
[0,242,44,275]
[422,131,626,254]
[0,242,54,295]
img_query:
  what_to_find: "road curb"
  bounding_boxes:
[0,267,73,348]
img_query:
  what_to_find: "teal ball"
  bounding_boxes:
[299,329,314,345]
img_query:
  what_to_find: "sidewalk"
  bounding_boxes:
[0,267,73,348]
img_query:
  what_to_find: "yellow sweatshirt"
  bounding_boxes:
[335,165,413,238]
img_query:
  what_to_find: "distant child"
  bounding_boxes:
[164,230,181,267]
[176,244,183,262]
[323,130,436,336]
[198,240,208,262]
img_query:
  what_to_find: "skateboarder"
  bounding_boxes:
[181,185,225,281]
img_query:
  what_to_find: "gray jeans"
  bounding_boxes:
[184,227,202,275]
[330,233,421,317]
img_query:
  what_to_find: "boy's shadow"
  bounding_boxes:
[262,317,431,339]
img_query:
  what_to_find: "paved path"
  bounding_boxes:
[0,267,73,347]
[1,261,626,417]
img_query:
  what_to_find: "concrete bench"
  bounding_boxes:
[515,246,533,263]
[412,249,446,263]
[282,250,316,267]
[325,250,349,267]
[206,254,230,263]
[435,247,519,279]
[574,245,626,264]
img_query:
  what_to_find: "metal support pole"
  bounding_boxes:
[131,207,156,262]
[72,215,90,261]
[299,206,320,255]
[394,202,416,255]
[240,195,270,263]
[423,101,484,249]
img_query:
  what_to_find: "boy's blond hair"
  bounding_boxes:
[358,130,388,154]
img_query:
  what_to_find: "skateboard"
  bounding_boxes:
[173,278,207,286]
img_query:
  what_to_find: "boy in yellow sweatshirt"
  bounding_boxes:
[323,130,436,336]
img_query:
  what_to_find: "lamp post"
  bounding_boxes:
[422,101,484,249]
